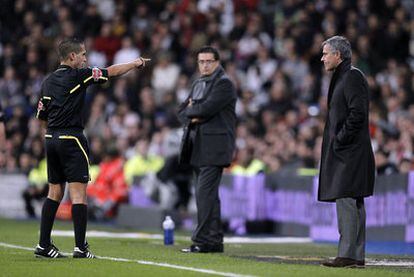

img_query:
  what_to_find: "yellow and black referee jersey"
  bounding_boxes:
[36,65,108,129]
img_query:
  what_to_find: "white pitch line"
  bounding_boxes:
[0,242,34,252]
[224,237,311,244]
[52,230,166,240]
[0,242,255,277]
[52,230,312,244]
[365,259,414,267]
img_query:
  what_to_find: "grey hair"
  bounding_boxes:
[322,36,352,60]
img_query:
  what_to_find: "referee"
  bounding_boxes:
[34,38,149,259]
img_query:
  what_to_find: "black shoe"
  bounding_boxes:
[356,260,365,268]
[73,242,96,259]
[181,244,205,253]
[181,244,224,253]
[34,243,66,258]
[322,257,362,268]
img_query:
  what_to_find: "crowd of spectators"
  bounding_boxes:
[1,0,414,215]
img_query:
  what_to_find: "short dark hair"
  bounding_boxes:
[57,38,84,61]
[322,36,352,60]
[196,46,220,61]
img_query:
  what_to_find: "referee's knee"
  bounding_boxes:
[69,182,87,204]
[47,183,65,202]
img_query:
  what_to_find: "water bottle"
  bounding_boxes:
[162,215,175,245]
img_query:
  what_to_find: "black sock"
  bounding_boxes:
[39,198,60,248]
[72,204,88,250]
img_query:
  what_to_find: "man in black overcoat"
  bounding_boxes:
[319,36,375,267]
[178,46,236,253]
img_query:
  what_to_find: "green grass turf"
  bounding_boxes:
[0,217,413,276]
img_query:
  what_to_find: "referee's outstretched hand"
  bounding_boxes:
[136,57,151,68]
[107,57,151,77]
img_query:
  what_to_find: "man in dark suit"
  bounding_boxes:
[178,46,236,253]
[319,36,375,268]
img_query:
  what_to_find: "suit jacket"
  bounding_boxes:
[318,59,375,202]
[177,66,236,167]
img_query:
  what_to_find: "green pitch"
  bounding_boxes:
[0,217,412,276]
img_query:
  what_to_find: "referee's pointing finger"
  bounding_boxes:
[138,57,151,67]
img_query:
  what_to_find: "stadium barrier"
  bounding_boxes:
[127,171,414,241]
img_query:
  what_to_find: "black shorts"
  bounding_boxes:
[45,128,90,184]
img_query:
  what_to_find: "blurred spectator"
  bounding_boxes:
[113,36,140,65]
[399,158,413,174]
[375,149,399,175]
[124,138,164,186]
[230,146,265,176]
[79,4,102,37]
[151,52,180,105]
[156,154,193,210]
[87,144,128,220]
[94,22,122,63]
[22,158,48,218]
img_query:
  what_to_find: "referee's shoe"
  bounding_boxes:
[34,243,66,258]
[73,242,96,259]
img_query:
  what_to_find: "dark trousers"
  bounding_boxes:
[192,166,223,246]
[336,197,366,261]
[22,185,49,218]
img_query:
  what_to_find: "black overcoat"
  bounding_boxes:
[177,67,236,167]
[318,59,375,202]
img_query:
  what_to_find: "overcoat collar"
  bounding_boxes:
[198,65,225,83]
[327,58,351,105]
[190,65,225,99]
